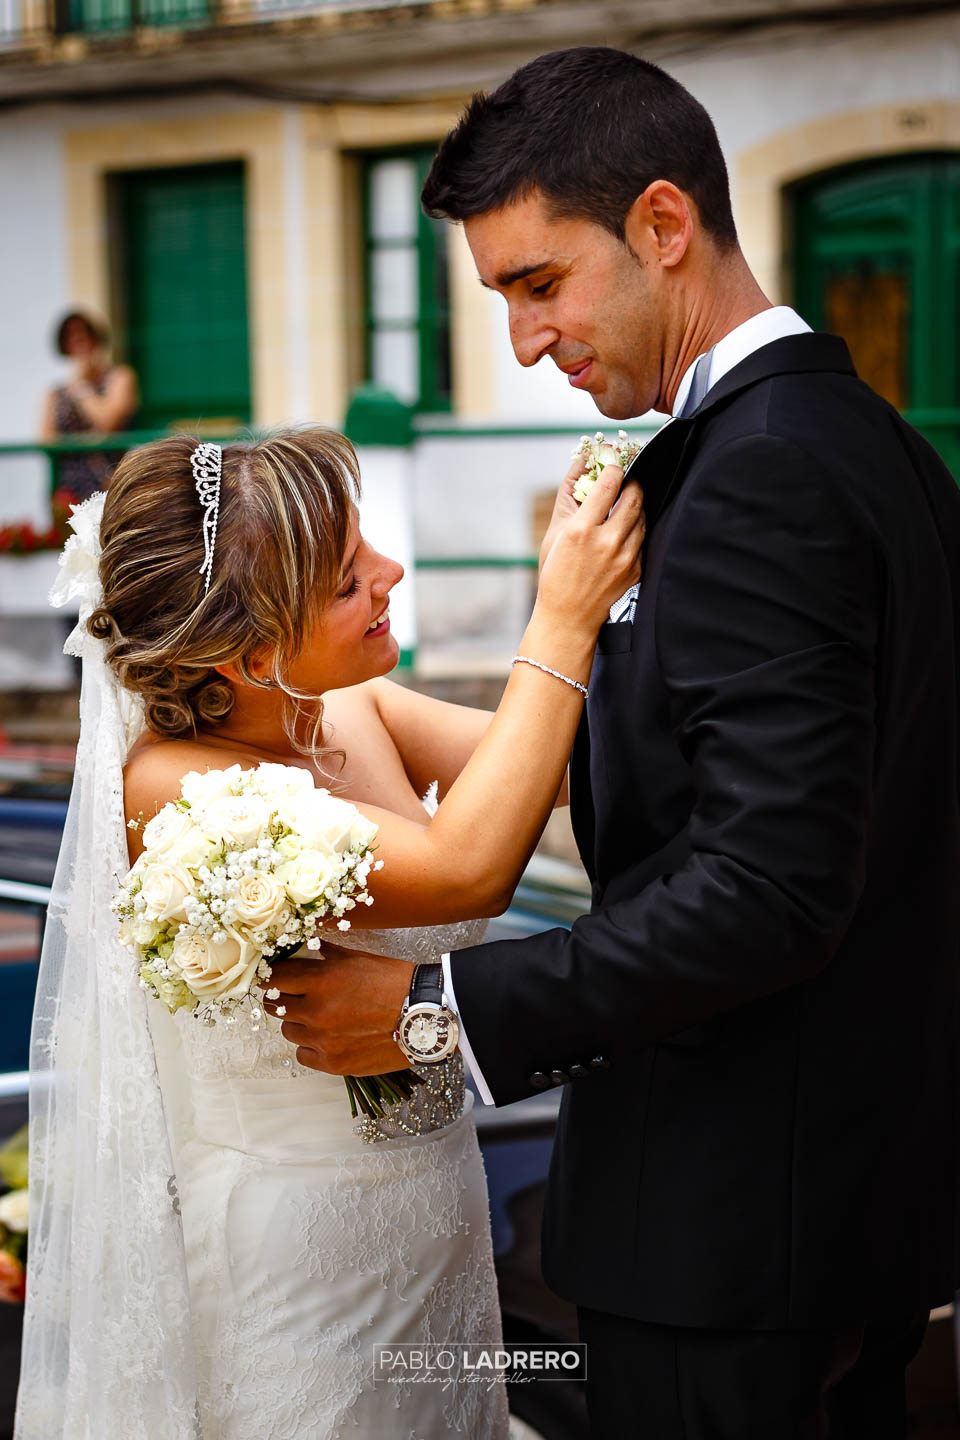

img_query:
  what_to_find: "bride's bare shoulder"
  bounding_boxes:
[124,735,256,830]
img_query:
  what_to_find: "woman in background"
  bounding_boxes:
[39,310,138,499]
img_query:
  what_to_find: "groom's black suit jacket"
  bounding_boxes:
[450,333,960,1329]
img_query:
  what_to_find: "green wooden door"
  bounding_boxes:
[114,162,251,431]
[794,155,960,476]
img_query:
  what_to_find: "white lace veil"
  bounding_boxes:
[15,493,201,1438]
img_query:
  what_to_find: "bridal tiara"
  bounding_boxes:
[191,442,222,593]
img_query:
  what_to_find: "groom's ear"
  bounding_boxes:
[624,182,694,271]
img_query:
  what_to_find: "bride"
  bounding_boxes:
[16,427,643,1439]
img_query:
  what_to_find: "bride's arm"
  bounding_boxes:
[361,454,591,809]
[364,681,569,808]
[125,467,639,912]
[344,467,641,927]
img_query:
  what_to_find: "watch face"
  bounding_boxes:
[400,1005,459,1061]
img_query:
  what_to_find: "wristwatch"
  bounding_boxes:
[393,962,460,1064]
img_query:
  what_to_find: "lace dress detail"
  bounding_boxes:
[156,903,508,1439]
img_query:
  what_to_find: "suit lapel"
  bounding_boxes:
[571,331,859,884]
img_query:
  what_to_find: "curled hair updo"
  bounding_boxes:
[91,429,360,752]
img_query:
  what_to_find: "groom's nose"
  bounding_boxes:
[509,303,559,368]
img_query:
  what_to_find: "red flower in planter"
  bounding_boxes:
[0,488,81,557]
[0,1249,25,1304]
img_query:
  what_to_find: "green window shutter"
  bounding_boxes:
[362,149,452,414]
[793,155,960,476]
[113,162,251,432]
[66,0,209,32]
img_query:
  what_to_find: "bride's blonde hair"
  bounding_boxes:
[90,427,360,757]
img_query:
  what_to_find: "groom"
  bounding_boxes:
[270,48,960,1437]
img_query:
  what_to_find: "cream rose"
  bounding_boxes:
[0,1187,29,1234]
[173,928,260,1002]
[347,814,379,852]
[275,850,336,906]
[180,765,243,810]
[201,795,269,850]
[232,873,288,930]
[139,862,192,924]
[142,805,195,857]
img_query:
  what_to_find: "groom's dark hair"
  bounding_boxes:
[422,46,738,250]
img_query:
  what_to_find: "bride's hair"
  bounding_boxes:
[90,427,360,756]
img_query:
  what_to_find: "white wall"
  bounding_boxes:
[0,108,70,526]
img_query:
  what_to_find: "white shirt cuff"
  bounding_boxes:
[441,953,496,1106]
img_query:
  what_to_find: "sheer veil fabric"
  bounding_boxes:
[15,493,202,1438]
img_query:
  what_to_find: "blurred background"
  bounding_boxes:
[2,0,960,1435]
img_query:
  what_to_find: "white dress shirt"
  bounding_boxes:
[443,305,813,1107]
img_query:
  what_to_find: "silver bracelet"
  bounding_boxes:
[512,655,589,700]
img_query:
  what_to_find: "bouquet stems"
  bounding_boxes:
[343,1070,424,1121]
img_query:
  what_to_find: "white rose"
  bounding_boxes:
[202,795,270,851]
[139,862,192,924]
[117,915,138,947]
[280,792,365,856]
[172,927,260,1002]
[232,873,288,930]
[142,805,195,857]
[251,763,314,800]
[275,850,336,906]
[348,814,379,853]
[180,765,244,809]
[275,833,303,861]
[164,822,215,869]
[134,919,163,947]
[0,1188,29,1234]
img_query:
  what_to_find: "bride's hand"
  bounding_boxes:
[539,453,588,572]
[534,463,646,634]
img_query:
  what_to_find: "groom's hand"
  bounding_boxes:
[262,943,415,1076]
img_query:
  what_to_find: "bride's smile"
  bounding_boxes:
[285,506,404,696]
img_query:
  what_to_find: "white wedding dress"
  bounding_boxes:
[16,494,509,1440]
[154,917,510,1440]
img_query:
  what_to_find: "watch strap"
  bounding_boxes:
[409,961,443,1007]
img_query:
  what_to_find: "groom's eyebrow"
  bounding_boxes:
[482,259,557,289]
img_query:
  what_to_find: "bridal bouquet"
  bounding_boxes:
[572,430,644,503]
[113,762,420,1127]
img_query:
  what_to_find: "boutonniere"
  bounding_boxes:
[572,430,644,503]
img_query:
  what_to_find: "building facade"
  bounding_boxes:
[1,0,958,673]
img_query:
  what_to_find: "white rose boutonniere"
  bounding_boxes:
[571,430,644,503]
